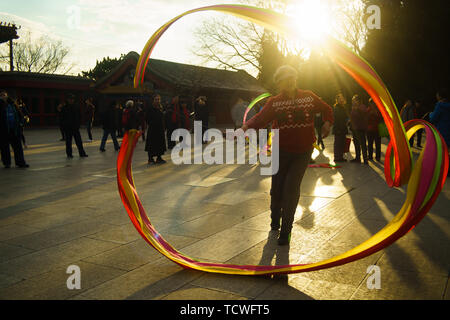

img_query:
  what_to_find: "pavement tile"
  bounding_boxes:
[0,237,120,279]
[0,261,126,300]
[0,129,448,300]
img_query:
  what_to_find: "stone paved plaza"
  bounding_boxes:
[0,127,449,300]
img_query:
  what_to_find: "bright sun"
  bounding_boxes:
[287,0,334,43]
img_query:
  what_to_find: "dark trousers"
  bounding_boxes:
[0,131,26,167]
[100,129,120,151]
[367,130,381,160]
[270,148,312,236]
[410,129,423,147]
[166,127,176,149]
[353,129,368,161]
[334,133,347,161]
[86,119,93,140]
[64,129,86,157]
[59,124,65,140]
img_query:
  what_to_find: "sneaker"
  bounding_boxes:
[17,163,29,168]
[277,233,291,246]
[148,158,156,165]
[80,154,88,158]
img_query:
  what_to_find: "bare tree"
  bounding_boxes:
[0,32,74,74]
[331,0,368,55]
[192,16,265,76]
[191,0,369,77]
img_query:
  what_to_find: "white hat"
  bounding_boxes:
[125,100,134,108]
[273,65,298,83]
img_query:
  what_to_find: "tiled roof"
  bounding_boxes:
[96,51,266,93]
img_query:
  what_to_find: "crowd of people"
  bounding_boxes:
[1,84,449,174]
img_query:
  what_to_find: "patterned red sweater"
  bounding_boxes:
[246,89,334,154]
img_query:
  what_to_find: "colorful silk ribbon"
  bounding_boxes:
[117,4,448,275]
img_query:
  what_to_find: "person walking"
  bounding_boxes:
[366,98,383,162]
[350,94,369,164]
[85,97,95,142]
[241,65,334,246]
[99,101,120,152]
[0,90,29,168]
[145,94,167,164]
[332,93,349,162]
[59,94,88,158]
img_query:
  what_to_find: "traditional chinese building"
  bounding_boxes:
[0,51,266,127]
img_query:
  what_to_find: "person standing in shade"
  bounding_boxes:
[57,103,65,141]
[85,97,95,142]
[59,94,88,158]
[414,100,427,148]
[16,98,30,149]
[241,65,334,246]
[430,88,450,150]
[145,94,167,164]
[332,93,349,162]
[0,91,29,168]
[366,98,383,162]
[122,100,139,131]
[350,94,369,164]
[99,101,120,152]
[194,96,209,144]
[400,99,416,147]
[116,102,124,137]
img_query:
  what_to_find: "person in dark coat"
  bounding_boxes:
[59,94,88,158]
[165,98,176,149]
[99,101,120,152]
[194,96,209,144]
[57,103,65,141]
[85,97,95,141]
[145,94,167,164]
[332,93,349,162]
[350,94,369,164]
[0,90,29,168]
[115,103,124,137]
[366,98,383,162]
[16,98,30,148]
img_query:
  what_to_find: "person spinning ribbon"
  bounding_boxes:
[241,65,334,245]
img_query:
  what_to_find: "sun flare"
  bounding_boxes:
[287,0,334,43]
